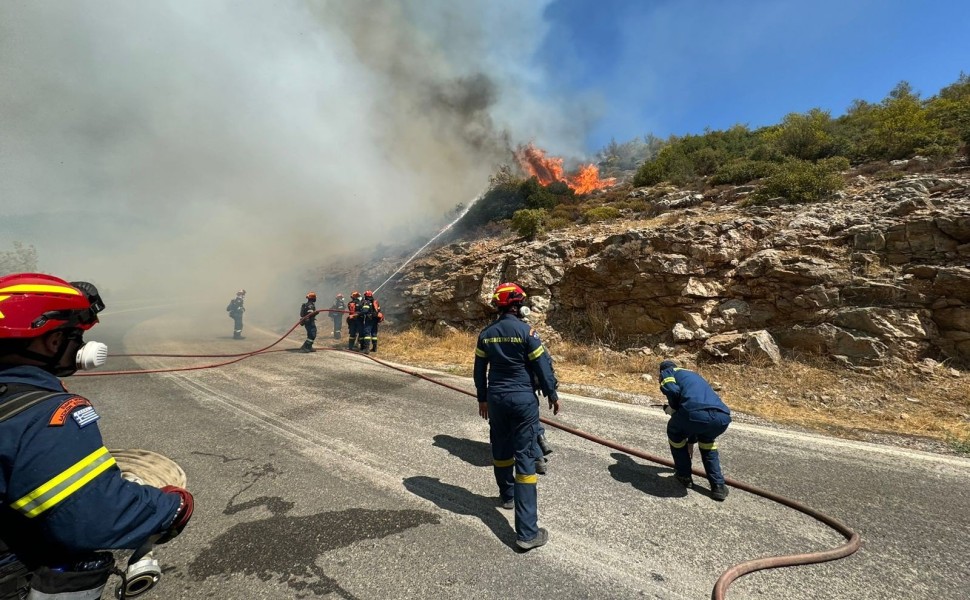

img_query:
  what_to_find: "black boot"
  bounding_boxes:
[537,434,553,456]
[334,330,341,340]
[300,340,314,353]
[371,341,377,353]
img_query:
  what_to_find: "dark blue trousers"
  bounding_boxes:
[488,391,541,542]
[667,408,731,486]
[304,321,317,342]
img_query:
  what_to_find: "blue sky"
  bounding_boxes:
[531,0,970,152]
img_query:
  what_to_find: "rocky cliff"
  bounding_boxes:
[331,162,970,369]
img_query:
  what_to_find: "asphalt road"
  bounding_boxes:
[67,303,970,600]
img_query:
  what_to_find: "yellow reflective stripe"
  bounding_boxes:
[661,376,676,385]
[527,345,545,361]
[493,458,515,468]
[515,473,538,484]
[12,447,116,518]
[698,441,717,450]
[668,438,688,449]
[475,348,487,358]
[0,284,81,295]
[0,295,7,319]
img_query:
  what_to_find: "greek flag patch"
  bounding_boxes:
[72,406,100,428]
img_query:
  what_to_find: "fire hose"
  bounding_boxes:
[78,309,861,599]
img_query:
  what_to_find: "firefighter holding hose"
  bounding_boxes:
[0,273,194,599]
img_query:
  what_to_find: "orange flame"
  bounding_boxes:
[515,143,616,194]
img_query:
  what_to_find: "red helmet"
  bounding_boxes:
[0,273,104,339]
[491,282,527,308]
[364,290,374,299]
[351,290,360,297]
[335,293,344,299]
[306,291,317,300]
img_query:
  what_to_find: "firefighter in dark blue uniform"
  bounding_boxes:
[299,291,317,353]
[346,291,362,351]
[659,359,732,501]
[474,282,559,551]
[0,273,193,598]
[362,291,382,353]
[330,293,346,340]
[227,289,246,339]
[356,291,378,355]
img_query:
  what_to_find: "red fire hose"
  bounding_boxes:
[79,310,861,598]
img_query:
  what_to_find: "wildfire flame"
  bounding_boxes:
[515,143,616,194]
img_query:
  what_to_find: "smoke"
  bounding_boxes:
[0,0,589,312]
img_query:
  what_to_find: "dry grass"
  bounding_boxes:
[377,327,970,453]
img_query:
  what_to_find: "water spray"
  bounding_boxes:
[373,191,484,294]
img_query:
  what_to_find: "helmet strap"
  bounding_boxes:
[18,330,79,377]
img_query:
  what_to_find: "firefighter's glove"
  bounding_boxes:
[156,486,195,544]
[663,404,675,416]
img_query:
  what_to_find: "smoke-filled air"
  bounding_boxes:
[0,0,592,305]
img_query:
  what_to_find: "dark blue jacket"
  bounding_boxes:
[659,366,731,416]
[0,366,180,567]
[474,313,558,402]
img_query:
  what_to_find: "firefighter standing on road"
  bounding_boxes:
[658,359,732,501]
[299,292,318,353]
[0,273,194,598]
[330,293,346,340]
[356,291,379,355]
[346,291,362,351]
[362,290,382,353]
[226,289,246,339]
[474,282,559,551]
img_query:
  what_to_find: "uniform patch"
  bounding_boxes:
[48,396,93,426]
[71,406,100,428]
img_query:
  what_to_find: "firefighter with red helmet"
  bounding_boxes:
[474,282,559,551]
[0,274,193,598]
[346,291,362,351]
[354,291,379,355]
[361,291,383,353]
[299,292,317,353]
[330,293,346,340]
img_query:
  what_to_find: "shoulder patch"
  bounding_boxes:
[49,396,94,427]
[530,328,540,339]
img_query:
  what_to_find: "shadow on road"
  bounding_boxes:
[608,452,688,498]
[432,434,492,467]
[403,475,517,550]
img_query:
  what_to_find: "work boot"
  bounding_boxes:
[500,498,514,510]
[334,331,341,340]
[535,457,547,475]
[675,474,694,489]
[537,434,553,456]
[300,340,314,353]
[371,342,377,353]
[711,484,729,501]
[516,528,548,551]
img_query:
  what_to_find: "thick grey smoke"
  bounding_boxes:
[0,1,588,309]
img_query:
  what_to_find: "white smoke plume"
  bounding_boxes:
[0,1,590,309]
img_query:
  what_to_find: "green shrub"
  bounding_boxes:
[511,208,547,239]
[765,108,841,160]
[710,159,778,185]
[751,157,849,204]
[582,206,621,223]
[546,216,573,230]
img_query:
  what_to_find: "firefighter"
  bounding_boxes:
[658,359,732,501]
[474,282,559,551]
[362,290,382,353]
[226,289,246,339]
[0,273,193,598]
[330,293,346,340]
[346,291,362,351]
[299,292,317,353]
[356,291,378,355]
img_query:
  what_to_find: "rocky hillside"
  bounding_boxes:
[328,159,970,370]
